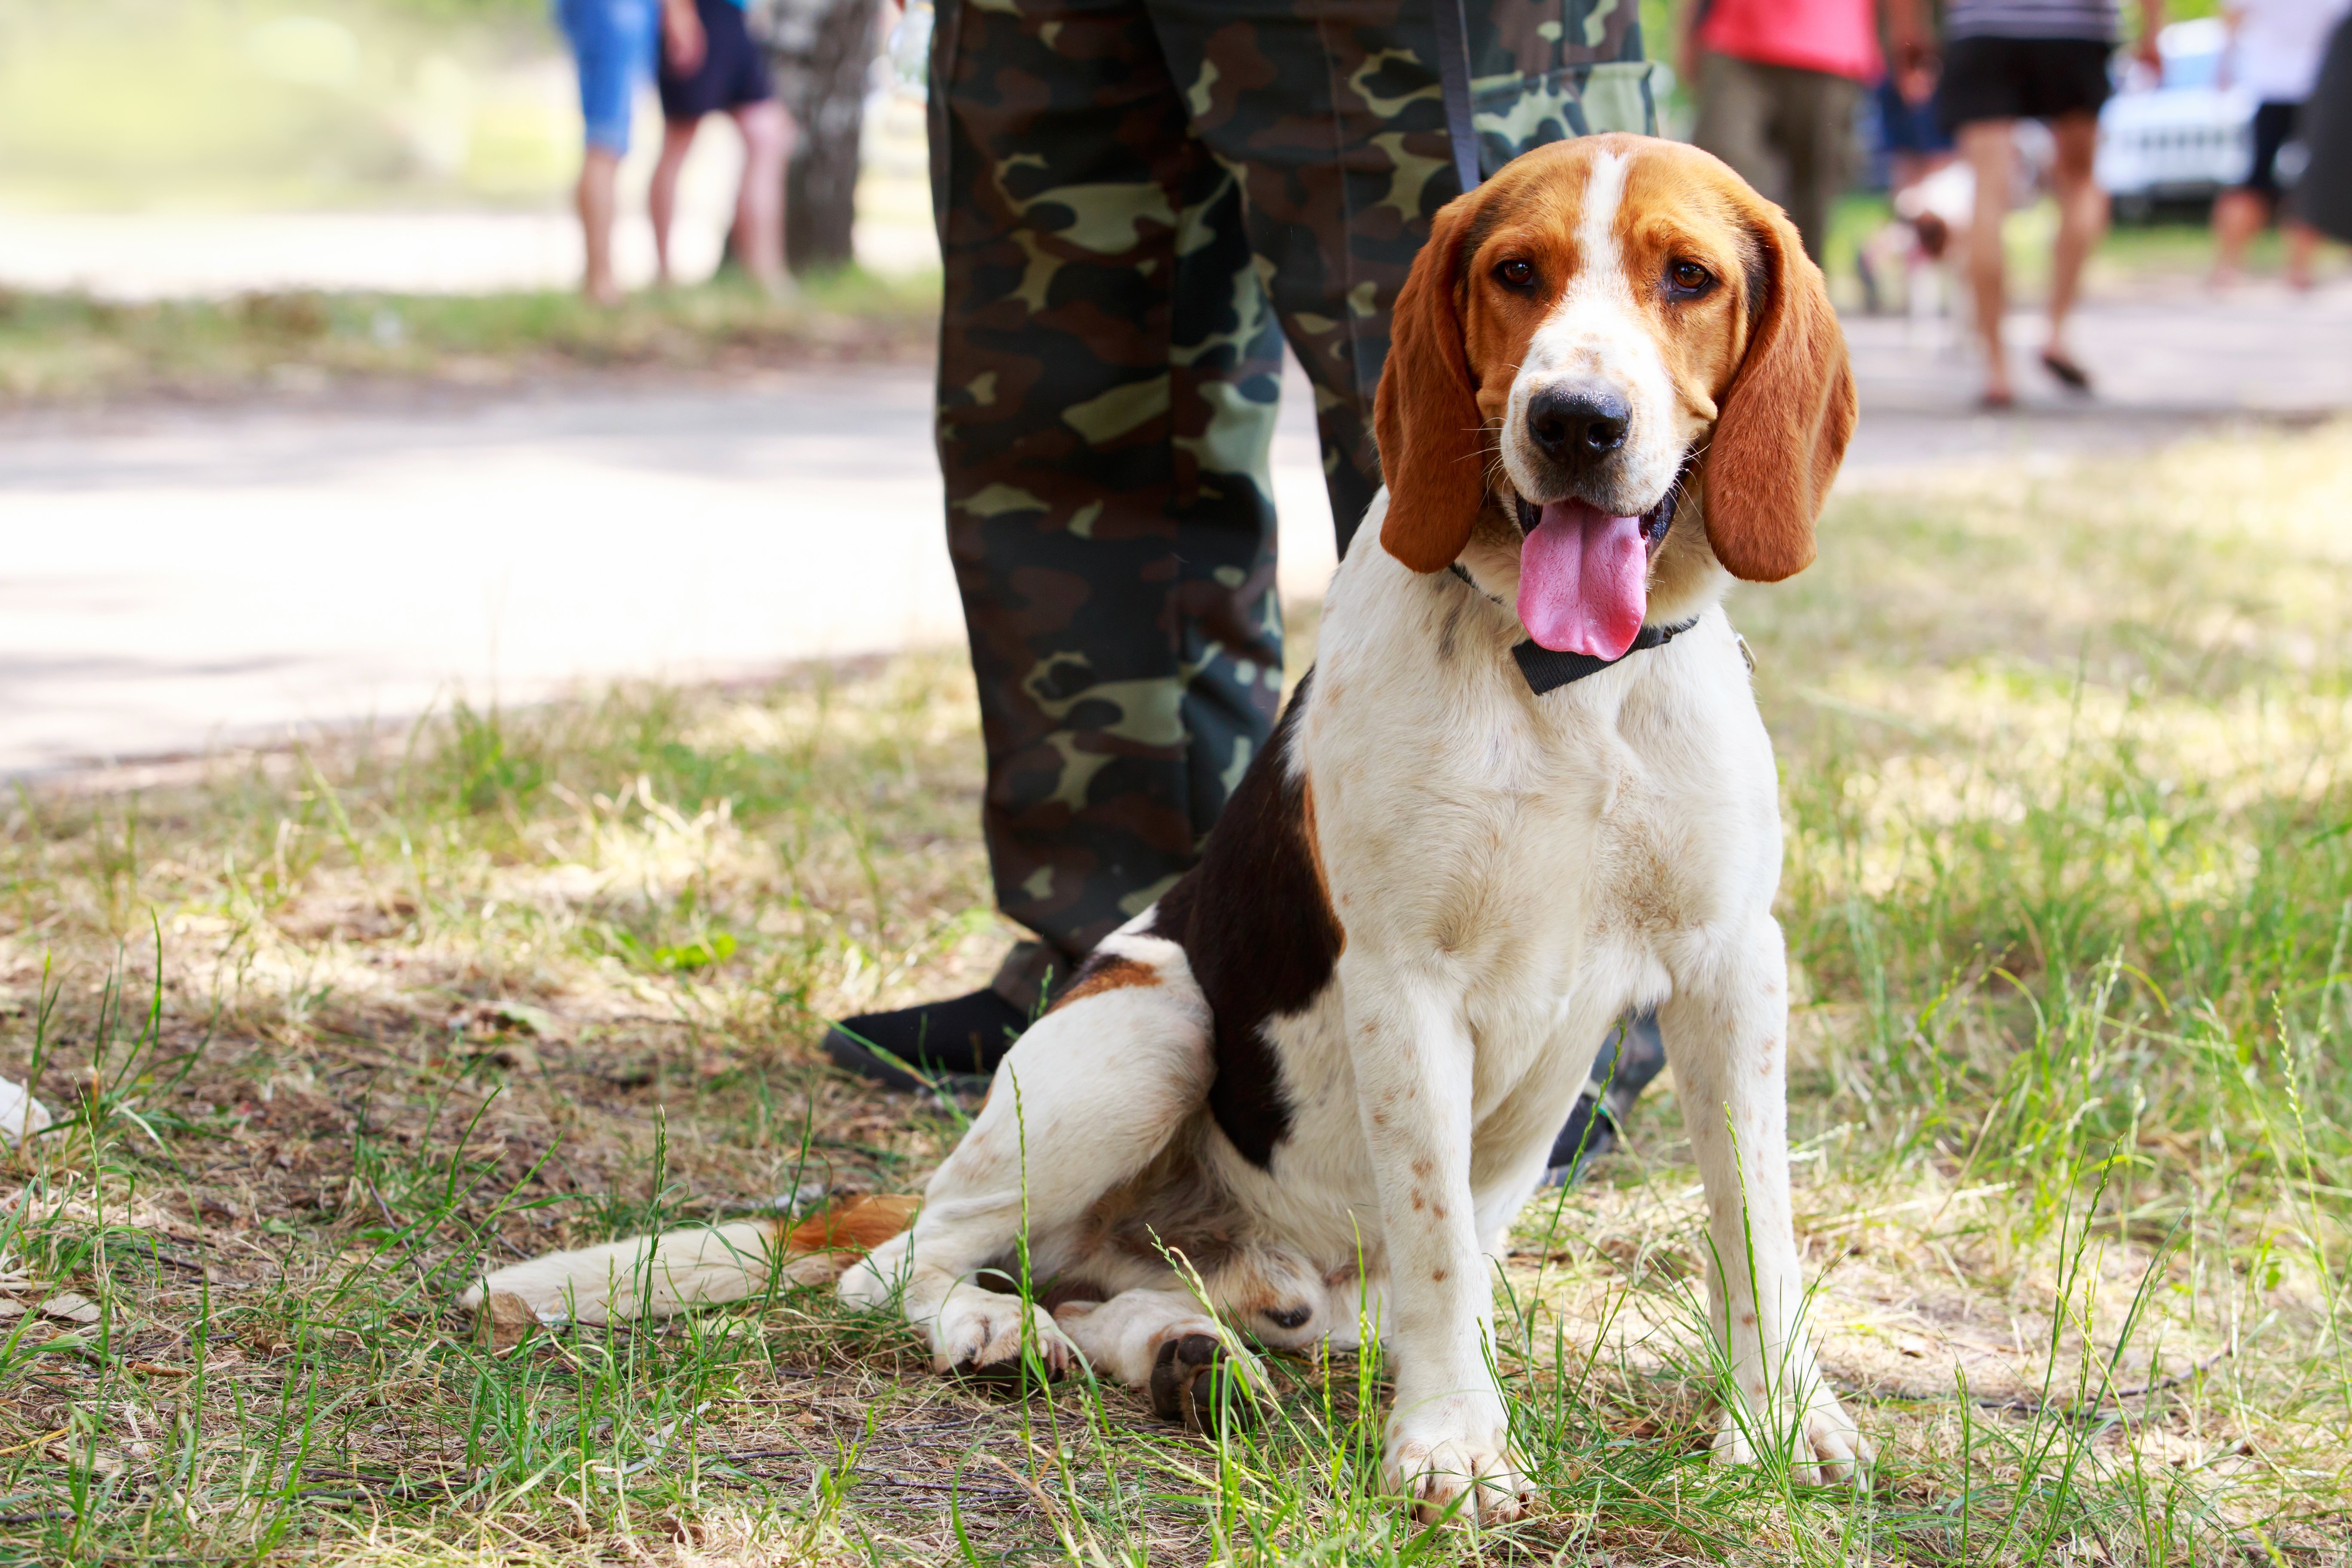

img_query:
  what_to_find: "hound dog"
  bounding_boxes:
[464,132,1868,1523]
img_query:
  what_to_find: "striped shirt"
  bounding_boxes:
[1945,0,2120,42]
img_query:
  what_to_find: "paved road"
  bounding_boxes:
[0,362,1342,775]
[7,284,2346,777]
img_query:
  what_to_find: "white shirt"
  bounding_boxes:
[2228,0,2352,101]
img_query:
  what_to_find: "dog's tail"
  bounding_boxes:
[458,1194,917,1344]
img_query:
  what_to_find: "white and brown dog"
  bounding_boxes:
[464,132,1867,1522]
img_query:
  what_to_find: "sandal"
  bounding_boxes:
[2040,349,2093,395]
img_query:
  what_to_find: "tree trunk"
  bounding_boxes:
[756,0,885,278]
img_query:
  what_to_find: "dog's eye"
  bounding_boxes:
[1665,259,1714,297]
[1494,259,1537,290]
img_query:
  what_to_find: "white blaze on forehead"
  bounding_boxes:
[1500,142,1684,508]
[1575,147,1633,286]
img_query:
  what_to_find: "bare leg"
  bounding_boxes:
[1957,120,2018,404]
[2044,111,2107,368]
[2211,188,2268,285]
[2284,218,2321,290]
[649,118,701,288]
[730,98,794,296]
[576,146,624,306]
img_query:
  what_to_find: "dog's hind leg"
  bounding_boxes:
[839,931,1213,1378]
[1052,1288,1272,1433]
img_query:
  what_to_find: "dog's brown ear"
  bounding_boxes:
[1375,193,1489,573]
[1703,199,1855,582]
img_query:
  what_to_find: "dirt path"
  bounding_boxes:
[8,284,2346,776]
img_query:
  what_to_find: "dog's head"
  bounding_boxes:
[1372,134,1854,658]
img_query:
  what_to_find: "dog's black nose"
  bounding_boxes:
[1527,386,1631,462]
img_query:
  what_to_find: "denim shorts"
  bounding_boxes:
[556,0,660,153]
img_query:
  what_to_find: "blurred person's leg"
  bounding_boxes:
[1694,52,1792,235]
[2216,101,2300,286]
[649,119,700,287]
[560,0,658,306]
[2043,110,2105,383]
[578,150,626,307]
[731,99,793,295]
[1935,35,2034,403]
[2285,219,2321,289]
[1958,119,2018,405]
[2012,37,2113,391]
[2211,188,2268,285]
[696,0,791,295]
[655,0,787,291]
[1778,67,1862,265]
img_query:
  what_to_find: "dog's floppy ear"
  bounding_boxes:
[1703,198,1855,582]
[1375,193,1489,573]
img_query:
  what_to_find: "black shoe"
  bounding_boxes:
[822,988,1030,1094]
[1543,1009,1669,1186]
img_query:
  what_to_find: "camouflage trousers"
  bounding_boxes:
[930,0,1658,1001]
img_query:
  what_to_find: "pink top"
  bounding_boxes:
[1697,0,1885,82]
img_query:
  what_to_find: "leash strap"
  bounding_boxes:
[1433,0,1482,196]
[1511,618,1700,695]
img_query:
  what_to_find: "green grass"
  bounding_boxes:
[0,270,940,405]
[2,425,2350,1562]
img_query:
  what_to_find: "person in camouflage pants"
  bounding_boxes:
[827,0,1669,1152]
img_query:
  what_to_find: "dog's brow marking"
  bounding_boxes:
[1578,149,1632,286]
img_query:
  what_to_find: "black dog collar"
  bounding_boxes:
[1511,618,1699,695]
[1446,563,1697,695]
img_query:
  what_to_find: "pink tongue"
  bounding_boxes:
[1517,501,1649,658]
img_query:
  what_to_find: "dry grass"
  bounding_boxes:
[2,424,2349,1564]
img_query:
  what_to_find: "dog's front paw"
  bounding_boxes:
[1383,1400,1531,1524]
[928,1289,1076,1380]
[1710,1383,1874,1486]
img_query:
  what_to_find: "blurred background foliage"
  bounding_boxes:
[0,0,579,209]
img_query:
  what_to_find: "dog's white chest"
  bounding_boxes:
[1309,657,1689,986]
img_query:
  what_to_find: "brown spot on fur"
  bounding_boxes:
[1298,780,1344,958]
[1432,1205,1448,1221]
[1049,952,1160,1011]
[1410,1158,1434,1180]
[783,1193,919,1255]
[1431,1269,1449,1283]
[1410,1191,1426,1210]
[1740,1311,1758,1326]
